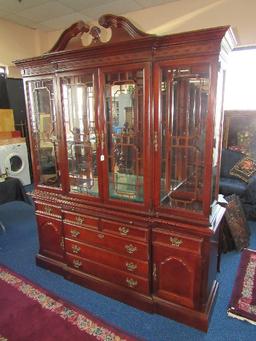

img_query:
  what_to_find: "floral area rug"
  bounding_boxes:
[228,248,256,325]
[0,264,138,341]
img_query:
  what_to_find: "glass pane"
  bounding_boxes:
[27,80,60,187]
[212,68,224,203]
[160,66,209,211]
[105,70,144,202]
[61,74,99,196]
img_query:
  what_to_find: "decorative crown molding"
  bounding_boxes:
[48,14,153,53]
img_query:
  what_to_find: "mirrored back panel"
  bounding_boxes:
[27,79,60,187]
[61,74,99,197]
[104,69,144,202]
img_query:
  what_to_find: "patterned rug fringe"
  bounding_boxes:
[0,336,8,341]
[0,265,136,341]
[227,249,256,326]
[228,309,256,325]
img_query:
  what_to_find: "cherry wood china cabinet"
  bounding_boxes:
[14,15,236,331]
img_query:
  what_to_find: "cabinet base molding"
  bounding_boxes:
[36,254,66,276]
[153,280,219,332]
[65,267,154,313]
[36,252,219,332]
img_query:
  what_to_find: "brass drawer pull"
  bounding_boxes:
[75,216,84,224]
[72,244,81,254]
[70,229,80,238]
[125,244,137,254]
[170,236,183,247]
[98,233,105,239]
[119,226,129,236]
[73,259,82,269]
[126,262,137,272]
[44,206,52,214]
[126,278,138,288]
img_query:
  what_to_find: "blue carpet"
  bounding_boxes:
[0,201,256,341]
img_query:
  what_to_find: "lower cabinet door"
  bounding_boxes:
[36,214,64,261]
[153,243,202,309]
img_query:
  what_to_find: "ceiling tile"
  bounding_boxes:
[0,0,183,31]
[81,0,141,20]
[135,0,178,7]
[18,1,74,22]
[41,13,89,31]
[35,22,55,31]
[2,13,38,29]
[0,10,13,19]
[0,0,50,13]
[57,0,107,11]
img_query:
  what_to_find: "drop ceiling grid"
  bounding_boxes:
[0,0,179,31]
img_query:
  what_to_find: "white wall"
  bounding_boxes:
[126,0,256,45]
[0,18,49,77]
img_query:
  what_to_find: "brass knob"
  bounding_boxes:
[170,236,183,247]
[75,216,84,224]
[60,237,64,250]
[71,229,80,238]
[98,233,105,239]
[125,244,137,254]
[44,206,52,214]
[153,131,158,152]
[73,259,82,269]
[153,263,157,280]
[125,262,137,272]
[126,278,138,288]
[72,244,81,254]
[119,226,129,236]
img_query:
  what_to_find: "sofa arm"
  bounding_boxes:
[241,175,256,204]
[219,177,247,196]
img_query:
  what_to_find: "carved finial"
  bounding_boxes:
[89,26,102,43]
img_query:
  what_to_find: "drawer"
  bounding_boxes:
[63,211,99,229]
[101,219,148,241]
[65,238,149,277]
[64,223,148,260]
[35,201,61,217]
[66,254,149,295]
[63,211,99,228]
[152,228,203,255]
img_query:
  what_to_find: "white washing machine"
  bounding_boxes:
[0,141,31,186]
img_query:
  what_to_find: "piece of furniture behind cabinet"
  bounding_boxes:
[14,15,236,331]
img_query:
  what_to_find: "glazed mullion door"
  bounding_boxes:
[158,64,210,212]
[60,73,99,197]
[103,68,145,204]
[26,78,60,188]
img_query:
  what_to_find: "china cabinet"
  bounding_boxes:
[14,15,236,331]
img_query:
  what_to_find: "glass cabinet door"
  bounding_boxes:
[104,69,145,203]
[60,74,99,197]
[27,79,60,187]
[159,65,210,212]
